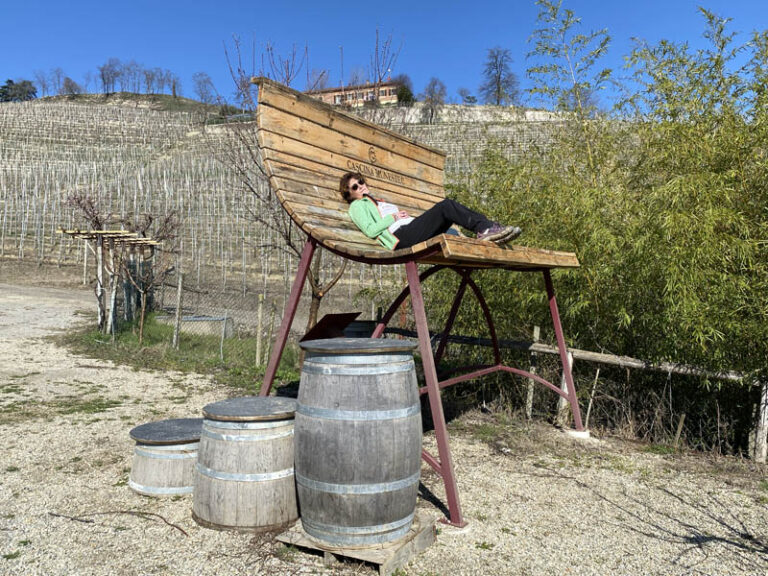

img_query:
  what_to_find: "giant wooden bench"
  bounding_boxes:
[253,77,584,527]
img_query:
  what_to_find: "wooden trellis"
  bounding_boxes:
[58,229,161,332]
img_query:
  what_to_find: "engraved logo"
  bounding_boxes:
[368,146,377,164]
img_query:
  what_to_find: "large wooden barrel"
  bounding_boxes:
[192,397,298,531]
[129,418,203,497]
[296,338,422,547]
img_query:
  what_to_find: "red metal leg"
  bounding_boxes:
[434,274,469,364]
[259,239,316,396]
[372,265,446,338]
[463,272,502,365]
[543,270,584,430]
[405,261,466,527]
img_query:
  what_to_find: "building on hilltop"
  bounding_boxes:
[306,81,400,107]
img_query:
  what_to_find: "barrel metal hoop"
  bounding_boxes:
[128,480,194,495]
[304,353,414,366]
[295,471,420,494]
[302,513,414,545]
[134,448,198,460]
[134,441,199,452]
[302,360,415,376]
[296,404,419,422]
[201,428,294,443]
[203,419,292,430]
[196,463,294,483]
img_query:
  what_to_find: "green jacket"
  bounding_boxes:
[348,196,400,250]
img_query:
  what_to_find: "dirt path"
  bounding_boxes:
[0,283,767,575]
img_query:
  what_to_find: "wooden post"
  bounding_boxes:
[96,237,106,331]
[673,413,686,450]
[172,272,183,350]
[220,311,227,361]
[83,240,89,286]
[754,380,768,464]
[556,351,574,427]
[525,325,540,420]
[584,368,600,430]
[265,304,276,367]
[256,293,264,366]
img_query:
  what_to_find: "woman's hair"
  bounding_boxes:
[339,171,364,203]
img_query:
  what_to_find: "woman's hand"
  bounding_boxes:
[396,210,409,220]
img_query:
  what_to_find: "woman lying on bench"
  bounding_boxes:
[340,171,522,250]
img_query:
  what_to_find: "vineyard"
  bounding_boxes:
[0,97,556,316]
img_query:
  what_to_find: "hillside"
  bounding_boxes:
[39,92,228,116]
[0,94,558,326]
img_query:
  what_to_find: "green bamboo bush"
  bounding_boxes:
[436,4,767,452]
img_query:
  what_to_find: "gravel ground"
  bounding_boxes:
[0,282,766,575]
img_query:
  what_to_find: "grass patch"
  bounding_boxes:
[55,314,300,391]
[2,551,21,560]
[644,444,677,455]
[0,395,122,424]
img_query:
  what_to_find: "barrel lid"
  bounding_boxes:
[299,337,417,355]
[202,396,298,422]
[129,418,203,445]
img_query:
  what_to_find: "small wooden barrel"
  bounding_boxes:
[296,338,422,547]
[192,396,298,532]
[129,418,203,497]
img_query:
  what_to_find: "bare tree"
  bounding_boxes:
[224,35,261,109]
[143,68,158,94]
[120,60,142,92]
[51,67,64,95]
[120,212,180,344]
[82,71,93,93]
[479,46,520,105]
[265,42,306,87]
[421,77,447,123]
[33,70,49,97]
[219,41,347,338]
[193,72,217,103]
[62,77,83,95]
[167,71,181,97]
[348,67,367,86]
[307,69,329,92]
[66,194,117,331]
[369,28,401,101]
[99,58,122,93]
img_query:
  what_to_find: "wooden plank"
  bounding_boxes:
[262,147,446,198]
[275,511,436,576]
[439,236,580,269]
[258,125,444,190]
[271,170,438,214]
[258,105,446,183]
[256,77,446,170]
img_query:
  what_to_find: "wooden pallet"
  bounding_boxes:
[276,512,436,576]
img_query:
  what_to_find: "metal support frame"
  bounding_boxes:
[259,238,317,397]
[260,239,583,528]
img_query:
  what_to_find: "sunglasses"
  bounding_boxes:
[349,178,365,192]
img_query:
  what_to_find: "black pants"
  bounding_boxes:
[393,199,493,249]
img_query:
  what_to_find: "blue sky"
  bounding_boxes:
[1,1,766,106]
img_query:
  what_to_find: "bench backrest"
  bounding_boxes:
[254,77,447,255]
